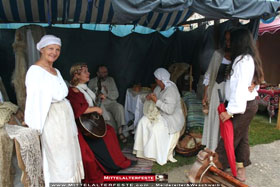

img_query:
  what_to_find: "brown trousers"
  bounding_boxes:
[215,99,258,169]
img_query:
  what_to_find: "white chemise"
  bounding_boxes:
[133,84,183,165]
[25,65,84,184]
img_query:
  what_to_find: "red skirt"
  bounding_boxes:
[78,125,131,183]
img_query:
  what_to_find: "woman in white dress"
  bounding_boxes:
[24,35,84,185]
[133,68,184,165]
[202,30,232,151]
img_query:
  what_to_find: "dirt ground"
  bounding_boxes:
[167,140,280,187]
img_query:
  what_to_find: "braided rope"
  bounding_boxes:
[199,155,217,183]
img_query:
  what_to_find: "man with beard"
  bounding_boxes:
[88,65,129,143]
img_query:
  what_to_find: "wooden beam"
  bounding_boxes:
[276,98,280,129]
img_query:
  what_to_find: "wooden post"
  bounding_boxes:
[189,65,192,91]
[276,99,280,129]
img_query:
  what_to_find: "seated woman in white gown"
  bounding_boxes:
[133,68,185,165]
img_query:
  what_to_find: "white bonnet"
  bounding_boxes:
[154,68,174,88]
[36,35,61,51]
[154,68,170,81]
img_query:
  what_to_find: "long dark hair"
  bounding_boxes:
[229,28,264,84]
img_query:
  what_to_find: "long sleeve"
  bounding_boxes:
[203,72,210,86]
[155,88,177,115]
[226,55,257,114]
[154,84,184,134]
[105,77,119,100]
[153,86,161,97]
[24,67,52,134]
[24,66,68,134]
[88,77,119,101]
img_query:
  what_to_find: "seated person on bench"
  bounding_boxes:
[67,63,133,183]
[133,68,184,165]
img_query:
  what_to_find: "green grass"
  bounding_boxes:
[120,111,280,173]
[249,112,280,146]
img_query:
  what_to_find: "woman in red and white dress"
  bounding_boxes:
[67,63,133,183]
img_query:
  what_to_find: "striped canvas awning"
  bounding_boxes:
[0,0,193,31]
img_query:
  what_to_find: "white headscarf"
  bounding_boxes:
[36,35,61,51]
[76,83,96,107]
[154,68,175,88]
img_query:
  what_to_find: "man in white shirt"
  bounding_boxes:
[88,65,129,142]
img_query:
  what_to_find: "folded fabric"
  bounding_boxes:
[0,102,18,127]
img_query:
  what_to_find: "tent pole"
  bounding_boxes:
[276,99,280,129]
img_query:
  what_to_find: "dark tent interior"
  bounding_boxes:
[0,20,260,105]
[0,26,204,104]
[0,0,279,105]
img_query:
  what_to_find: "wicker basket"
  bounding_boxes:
[175,132,204,157]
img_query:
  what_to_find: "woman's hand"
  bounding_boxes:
[149,93,157,103]
[146,93,157,103]
[94,107,103,115]
[85,107,103,115]
[21,121,28,127]
[202,95,208,106]
[219,111,232,122]
[248,83,256,92]
[202,85,208,105]
[146,93,152,100]
[99,94,106,100]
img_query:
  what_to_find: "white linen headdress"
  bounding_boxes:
[154,68,175,88]
[36,35,61,51]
